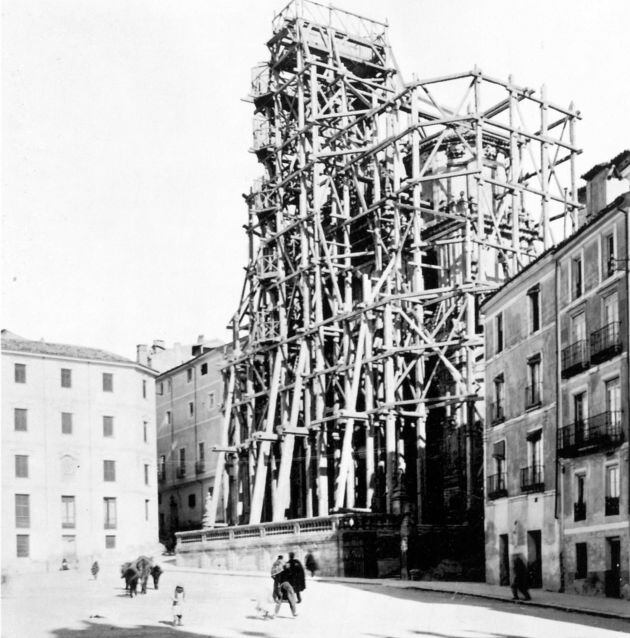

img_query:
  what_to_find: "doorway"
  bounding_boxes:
[499,534,510,586]
[606,537,621,598]
[527,530,542,588]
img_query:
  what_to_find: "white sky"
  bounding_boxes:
[3,0,629,359]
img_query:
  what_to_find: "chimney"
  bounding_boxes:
[197,334,205,344]
[136,344,149,366]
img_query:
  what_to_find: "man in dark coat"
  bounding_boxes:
[511,554,531,601]
[305,550,319,577]
[150,564,163,589]
[286,552,306,603]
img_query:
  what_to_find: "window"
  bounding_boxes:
[104,497,117,529]
[142,379,147,399]
[61,368,72,388]
[143,421,148,443]
[14,363,26,383]
[198,442,205,463]
[603,232,615,278]
[188,494,196,508]
[145,499,149,521]
[103,416,114,437]
[61,496,75,528]
[208,392,216,409]
[528,286,540,333]
[178,448,186,477]
[158,381,164,396]
[14,408,27,431]
[105,535,116,549]
[606,378,621,425]
[188,402,194,417]
[15,494,30,528]
[187,368,193,383]
[603,291,619,326]
[102,373,113,392]
[492,375,504,422]
[572,312,586,343]
[574,392,586,424]
[572,256,583,299]
[159,455,166,480]
[144,464,149,485]
[166,411,172,425]
[15,455,28,478]
[526,355,541,408]
[575,543,587,579]
[201,363,208,375]
[574,473,586,521]
[103,460,116,482]
[606,465,620,516]
[61,412,73,435]
[495,313,504,353]
[16,535,29,557]
[493,442,505,477]
[527,431,542,484]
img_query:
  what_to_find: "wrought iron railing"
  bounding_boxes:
[590,322,621,363]
[195,461,205,475]
[557,411,624,456]
[520,465,544,492]
[561,340,588,377]
[487,473,507,499]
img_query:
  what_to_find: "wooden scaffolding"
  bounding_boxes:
[208,0,580,528]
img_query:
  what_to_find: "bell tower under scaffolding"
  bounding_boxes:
[207,0,580,535]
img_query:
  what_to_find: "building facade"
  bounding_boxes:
[1,330,159,573]
[156,343,229,545]
[482,151,630,597]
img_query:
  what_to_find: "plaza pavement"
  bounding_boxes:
[2,563,629,638]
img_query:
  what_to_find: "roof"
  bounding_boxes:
[581,149,630,181]
[481,191,630,311]
[1,329,136,365]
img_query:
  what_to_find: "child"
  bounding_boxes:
[172,585,185,626]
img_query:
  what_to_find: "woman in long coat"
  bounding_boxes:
[287,552,306,603]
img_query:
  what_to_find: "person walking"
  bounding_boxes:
[90,561,100,580]
[270,555,285,579]
[172,584,185,626]
[511,554,531,601]
[151,564,163,589]
[305,550,319,578]
[286,552,306,603]
[273,565,298,617]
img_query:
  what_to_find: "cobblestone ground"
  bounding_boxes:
[2,567,629,638]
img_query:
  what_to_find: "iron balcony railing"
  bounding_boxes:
[524,383,542,410]
[561,340,589,378]
[557,411,624,457]
[605,496,620,516]
[195,461,205,475]
[489,402,504,425]
[487,473,507,500]
[590,322,622,363]
[520,465,544,492]
[574,501,586,521]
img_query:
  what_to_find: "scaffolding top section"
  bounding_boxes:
[273,0,388,39]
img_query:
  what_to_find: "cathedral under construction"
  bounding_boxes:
[196,0,580,575]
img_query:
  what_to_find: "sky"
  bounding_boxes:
[3,0,629,360]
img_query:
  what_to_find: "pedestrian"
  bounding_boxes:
[270,555,285,579]
[273,565,298,618]
[151,564,163,589]
[172,584,185,626]
[60,558,69,571]
[286,552,306,603]
[90,560,99,580]
[305,550,319,578]
[123,565,139,597]
[511,554,531,601]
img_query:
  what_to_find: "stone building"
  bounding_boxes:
[155,343,229,545]
[482,150,630,597]
[1,330,159,573]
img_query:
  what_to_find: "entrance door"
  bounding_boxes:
[606,537,621,598]
[499,534,510,586]
[527,530,542,588]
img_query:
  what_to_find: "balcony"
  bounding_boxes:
[489,402,505,425]
[574,501,586,521]
[195,461,205,475]
[487,473,507,500]
[561,340,589,378]
[590,322,622,364]
[524,383,542,410]
[520,465,544,493]
[176,467,186,479]
[605,496,620,516]
[557,411,624,457]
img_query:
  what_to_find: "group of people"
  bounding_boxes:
[120,557,163,596]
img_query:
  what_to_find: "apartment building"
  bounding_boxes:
[482,150,630,597]
[1,330,159,573]
[156,343,229,544]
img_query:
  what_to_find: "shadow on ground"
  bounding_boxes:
[338,583,630,637]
